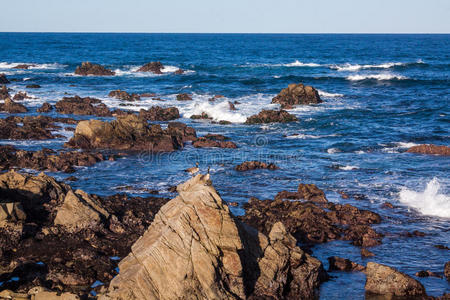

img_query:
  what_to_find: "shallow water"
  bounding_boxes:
[0,33,449,298]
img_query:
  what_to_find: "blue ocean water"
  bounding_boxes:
[0,33,449,298]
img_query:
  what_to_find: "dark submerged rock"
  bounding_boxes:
[235,161,279,171]
[136,61,164,74]
[12,91,32,101]
[139,106,180,121]
[0,74,9,84]
[176,93,192,101]
[272,83,322,109]
[245,109,298,124]
[0,116,77,140]
[108,89,141,101]
[25,84,41,88]
[74,61,115,76]
[192,134,237,149]
[327,256,365,272]
[37,102,53,113]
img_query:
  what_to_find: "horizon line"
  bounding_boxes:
[0,31,449,35]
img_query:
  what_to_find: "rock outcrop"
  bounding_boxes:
[272,83,322,109]
[193,134,238,149]
[55,96,112,116]
[139,106,180,121]
[13,91,32,101]
[0,97,28,113]
[37,102,53,113]
[74,62,115,76]
[108,90,141,101]
[65,114,196,152]
[0,74,9,84]
[365,262,426,297]
[0,85,10,99]
[275,183,328,203]
[26,84,41,89]
[100,174,327,300]
[327,256,365,272]
[245,109,298,124]
[13,64,35,69]
[407,144,450,156]
[176,93,192,101]
[136,62,164,74]
[445,261,450,281]
[0,116,76,140]
[235,161,279,171]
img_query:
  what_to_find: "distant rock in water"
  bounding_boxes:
[37,102,53,113]
[65,114,196,152]
[0,97,28,113]
[406,144,450,156]
[136,61,164,74]
[55,95,112,116]
[74,61,115,76]
[275,183,328,203]
[108,89,141,101]
[245,109,298,124]
[0,74,10,84]
[176,93,192,101]
[25,84,41,88]
[193,134,237,148]
[13,64,35,69]
[139,106,180,121]
[235,161,279,171]
[365,262,427,297]
[327,256,365,272]
[99,174,327,300]
[272,83,322,109]
[12,91,32,101]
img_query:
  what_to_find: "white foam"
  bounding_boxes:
[399,178,450,218]
[338,165,359,171]
[332,62,406,72]
[181,100,247,123]
[381,142,419,153]
[0,62,66,70]
[286,133,339,140]
[284,60,321,67]
[317,89,344,98]
[347,74,407,81]
[327,148,341,154]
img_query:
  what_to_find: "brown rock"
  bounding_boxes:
[174,68,184,74]
[445,261,450,281]
[382,202,394,209]
[245,109,298,124]
[176,93,192,101]
[274,183,327,203]
[407,144,450,156]
[228,101,236,110]
[415,270,441,278]
[361,248,375,257]
[13,92,32,101]
[235,161,279,171]
[108,90,140,101]
[55,96,112,116]
[0,98,28,113]
[26,84,41,88]
[74,62,115,76]
[139,106,179,121]
[0,85,10,99]
[435,245,450,250]
[37,102,53,113]
[272,83,322,109]
[327,256,365,272]
[100,174,327,300]
[190,112,211,120]
[0,74,9,84]
[136,61,164,74]
[365,262,427,297]
[193,134,237,149]
[13,64,36,69]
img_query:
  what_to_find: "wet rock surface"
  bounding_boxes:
[55,96,112,117]
[12,92,32,101]
[0,116,76,140]
[0,98,28,113]
[193,134,237,149]
[272,83,322,109]
[327,256,365,272]
[0,85,10,100]
[365,262,427,298]
[136,61,164,73]
[25,84,41,89]
[65,114,196,152]
[0,170,169,297]
[99,174,327,300]
[0,145,108,173]
[37,102,53,113]
[235,161,279,171]
[407,144,450,156]
[445,261,450,281]
[108,90,140,101]
[74,62,115,76]
[245,109,298,124]
[138,106,180,121]
[0,74,9,84]
[176,93,192,101]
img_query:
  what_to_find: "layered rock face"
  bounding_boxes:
[74,62,115,76]
[65,114,196,151]
[100,174,327,300]
[245,109,298,124]
[272,83,322,109]
[365,262,426,297]
[407,144,450,156]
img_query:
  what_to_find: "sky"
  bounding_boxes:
[1,0,449,33]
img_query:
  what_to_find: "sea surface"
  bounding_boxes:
[0,33,449,298]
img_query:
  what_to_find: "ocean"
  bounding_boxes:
[0,33,449,298]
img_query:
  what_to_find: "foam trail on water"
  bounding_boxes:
[318,89,344,98]
[180,101,247,123]
[284,60,321,67]
[399,178,450,218]
[0,62,66,69]
[347,74,407,81]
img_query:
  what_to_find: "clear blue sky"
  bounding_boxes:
[1,0,449,33]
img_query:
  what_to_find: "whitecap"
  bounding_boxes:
[317,89,344,98]
[338,165,359,171]
[181,100,247,123]
[284,60,321,67]
[399,178,450,218]
[347,74,407,81]
[327,148,341,154]
[332,62,406,72]
[0,62,66,70]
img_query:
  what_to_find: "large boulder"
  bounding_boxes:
[55,96,112,116]
[272,83,322,109]
[407,144,450,156]
[74,62,115,76]
[365,262,427,297]
[65,114,196,152]
[100,174,327,300]
[108,90,141,101]
[245,109,298,124]
[139,106,180,121]
[0,74,9,84]
[136,61,164,74]
[0,97,28,113]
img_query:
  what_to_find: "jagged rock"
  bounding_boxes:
[0,98,28,113]
[55,96,112,116]
[0,145,107,173]
[445,261,450,281]
[26,84,41,88]
[327,256,365,272]
[275,183,328,203]
[0,85,10,99]
[74,62,115,76]
[235,161,279,171]
[228,101,236,110]
[108,90,141,101]
[272,83,322,109]
[365,262,427,297]
[0,202,26,225]
[361,248,375,257]
[245,109,298,124]
[136,61,164,74]
[139,106,179,121]
[13,64,36,69]
[100,174,327,300]
[37,102,53,113]
[190,112,211,120]
[407,144,450,156]
[176,93,192,101]
[193,135,238,149]
[0,116,76,140]
[13,91,32,101]
[415,270,441,278]
[165,122,197,142]
[65,115,195,152]
[0,74,9,84]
